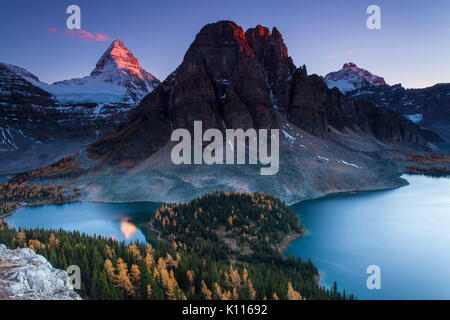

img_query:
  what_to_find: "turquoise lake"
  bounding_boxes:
[286,174,450,299]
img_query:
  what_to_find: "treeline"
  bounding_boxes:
[407,153,450,165]
[11,156,85,184]
[0,202,18,217]
[0,181,80,216]
[406,165,450,177]
[405,153,450,177]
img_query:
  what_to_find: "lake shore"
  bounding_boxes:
[279,229,304,255]
[0,199,79,219]
[287,178,409,206]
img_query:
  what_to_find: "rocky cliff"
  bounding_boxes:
[0,244,81,300]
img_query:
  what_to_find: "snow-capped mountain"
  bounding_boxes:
[324,63,450,141]
[29,39,160,104]
[0,61,128,172]
[0,39,160,172]
[324,62,387,93]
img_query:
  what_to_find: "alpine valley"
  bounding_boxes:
[1,21,449,205]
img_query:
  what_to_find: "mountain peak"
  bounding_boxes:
[0,62,41,82]
[110,39,125,47]
[91,39,156,82]
[324,62,387,93]
[105,39,129,56]
[37,39,160,104]
[271,27,282,38]
[343,62,357,69]
[191,21,253,57]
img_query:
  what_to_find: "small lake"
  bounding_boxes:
[3,174,450,299]
[286,174,450,299]
[5,201,161,244]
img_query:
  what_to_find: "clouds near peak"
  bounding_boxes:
[48,28,108,42]
[325,51,354,59]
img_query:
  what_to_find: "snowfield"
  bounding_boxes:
[28,77,130,104]
[404,113,423,123]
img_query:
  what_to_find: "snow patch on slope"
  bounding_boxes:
[404,113,423,123]
[28,78,129,104]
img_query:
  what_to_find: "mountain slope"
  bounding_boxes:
[324,63,450,141]
[0,40,160,173]
[23,21,439,204]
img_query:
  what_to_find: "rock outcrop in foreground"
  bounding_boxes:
[0,244,81,300]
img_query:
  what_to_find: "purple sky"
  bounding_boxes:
[0,0,448,88]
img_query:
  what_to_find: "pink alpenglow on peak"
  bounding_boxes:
[29,39,160,104]
[91,39,158,84]
[324,62,387,93]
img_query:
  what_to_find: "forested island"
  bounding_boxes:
[0,191,353,300]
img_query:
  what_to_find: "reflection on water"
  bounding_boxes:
[5,201,160,244]
[120,219,138,240]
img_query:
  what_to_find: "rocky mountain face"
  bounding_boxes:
[0,244,81,300]
[324,63,450,141]
[0,63,55,108]
[42,20,437,204]
[324,63,387,93]
[0,40,159,173]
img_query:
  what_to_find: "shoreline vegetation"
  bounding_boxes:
[0,191,354,300]
[0,181,81,218]
[150,191,303,259]
[403,153,450,177]
[0,155,84,217]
